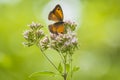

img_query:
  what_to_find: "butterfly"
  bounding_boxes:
[48,4,65,34]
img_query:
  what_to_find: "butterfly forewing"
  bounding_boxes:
[48,12,59,22]
[48,4,63,22]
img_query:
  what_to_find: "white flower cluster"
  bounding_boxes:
[28,22,42,30]
[39,36,49,50]
[50,32,78,54]
[48,21,78,54]
[23,21,78,53]
[23,22,44,47]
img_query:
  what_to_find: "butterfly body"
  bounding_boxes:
[48,4,64,34]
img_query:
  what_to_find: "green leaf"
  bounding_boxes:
[58,63,63,73]
[72,66,80,72]
[71,66,80,77]
[66,64,70,72]
[29,71,56,78]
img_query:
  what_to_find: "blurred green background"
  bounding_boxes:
[0,0,120,80]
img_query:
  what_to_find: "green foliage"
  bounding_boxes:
[1,0,120,80]
[29,71,56,78]
[72,66,80,72]
[66,64,70,72]
[58,63,63,74]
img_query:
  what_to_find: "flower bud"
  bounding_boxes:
[36,30,44,39]
[28,22,43,30]
[50,33,57,40]
[23,30,32,40]
[71,37,78,45]
[64,21,77,31]
[39,36,49,50]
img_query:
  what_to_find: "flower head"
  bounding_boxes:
[23,22,45,47]
[28,22,43,30]
[49,21,78,53]
[36,30,44,39]
[23,30,32,40]
[64,20,77,31]
[39,36,50,50]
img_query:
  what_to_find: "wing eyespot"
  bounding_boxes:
[57,7,60,11]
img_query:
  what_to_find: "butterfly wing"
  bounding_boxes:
[48,22,64,34]
[49,24,57,34]
[48,4,64,22]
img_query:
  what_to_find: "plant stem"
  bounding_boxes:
[58,51,65,64]
[70,54,72,80]
[63,54,67,80]
[40,49,59,72]
[63,73,67,80]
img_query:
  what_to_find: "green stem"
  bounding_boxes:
[63,74,67,80]
[70,54,72,80]
[58,51,65,64]
[40,49,59,72]
[63,54,67,80]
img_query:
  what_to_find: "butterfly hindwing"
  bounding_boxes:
[49,24,57,34]
[49,22,64,34]
[48,4,63,22]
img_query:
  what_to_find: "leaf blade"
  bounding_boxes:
[66,64,70,72]
[29,71,56,78]
[72,66,80,72]
[58,63,63,73]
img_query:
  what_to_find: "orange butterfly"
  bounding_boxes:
[48,4,65,34]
